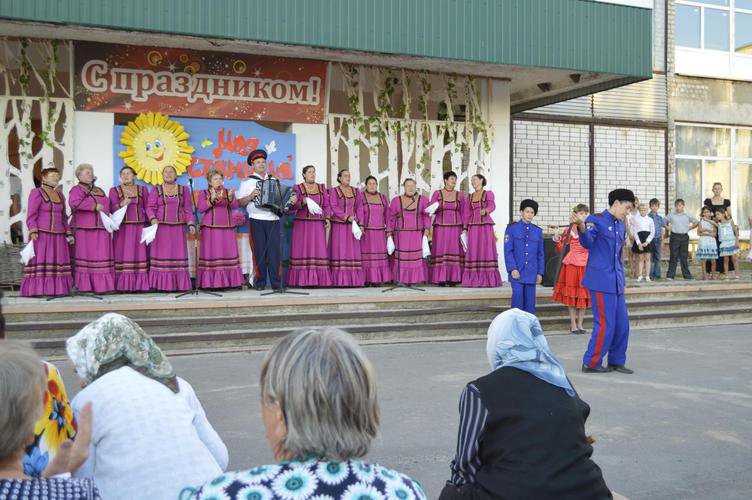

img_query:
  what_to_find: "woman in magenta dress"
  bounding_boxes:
[109,166,150,292]
[388,178,430,284]
[461,174,502,287]
[286,165,332,287]
[69,163,115,293]
[429,170,465,285]
[196,170,243,289]
[357,175,393,285]
[328,169,365,287]
[146,165,195,291]
[20,168,73,297]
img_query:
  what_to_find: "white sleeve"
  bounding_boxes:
[646,219,655,244]
[236,180,252,198]
[178,378,229,470]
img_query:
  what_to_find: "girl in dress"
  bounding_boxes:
[460,174,502,287]
[20,168,73,297]
[286,165,331,287]
[387,178,430,285]
[631,203,655,282]
[552,204,590,334]
[357,175,393,285]
[146,165,195,291]
[196,170,243,289]
[328,169,365,287]
[696,206,719,280]
[108,166,150,292]
[716,209,739,280]
[68,163,115,293]
[429,171,465,285]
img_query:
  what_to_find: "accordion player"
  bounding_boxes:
[253,177,296,216]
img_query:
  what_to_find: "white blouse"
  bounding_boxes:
[630,213,656,245]
[71,366,228,500]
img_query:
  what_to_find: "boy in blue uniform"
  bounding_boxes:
[504,199,545,314]
[572,189,635,374]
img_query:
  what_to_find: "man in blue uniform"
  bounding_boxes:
[504,199,545,314]
[572,189,635,374]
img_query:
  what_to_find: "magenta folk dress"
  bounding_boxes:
[328,186,365,287]
[357,192,393,285]
[146,184,194,291]
[388,194,430,284]
[196,188,243,289]
[461,190,502,287]
[68,184,115,293]
[109,185,150,292]
[20,187,73,297]
[286,183,332,287]
[429,189,465,284]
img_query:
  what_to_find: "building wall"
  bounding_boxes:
[512,120,589,227]
[593,126,666,209]
[671,76,752,126]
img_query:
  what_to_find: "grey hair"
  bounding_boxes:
[260,328,380,461]
[0,341,45,461]
[75,163,94,180]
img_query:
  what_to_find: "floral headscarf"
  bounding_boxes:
[486,309,575,397]
[66,313,178,392]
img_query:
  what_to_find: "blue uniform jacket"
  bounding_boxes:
[504,221,545,284]
[579,209,626,294]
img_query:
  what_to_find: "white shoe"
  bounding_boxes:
[645,276,651,282]
[637,276,643,282]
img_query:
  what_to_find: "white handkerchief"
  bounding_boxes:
[460,232,468,252]
[425,201,439,216]
[351,220,363,240]
[109,205,128,230]
[99,211,115,233]
[20,240,35,264]
[387,236,395,255]
[141,224,158,245]
[422,235,431,258]
[305,197,323,215]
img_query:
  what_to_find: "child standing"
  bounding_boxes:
[665,199,699,280]
[647,198,666,280]
[696,206,719,280]
[716,209,739,279]
[626,197,640,278]
[631,203,655,282]
[504,199,544,314]
[552,204,590,334]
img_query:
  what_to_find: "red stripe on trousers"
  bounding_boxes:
[248,220,259,280]
[589,291,607,368]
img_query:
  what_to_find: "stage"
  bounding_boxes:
[3,280,752,357]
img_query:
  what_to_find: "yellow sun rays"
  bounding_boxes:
[119,112,195,185]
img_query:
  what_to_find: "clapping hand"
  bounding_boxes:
[44,402,92,477]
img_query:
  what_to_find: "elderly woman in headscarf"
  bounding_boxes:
[440,309,611,500]
[66,313,228,500]
[183,328,427,500]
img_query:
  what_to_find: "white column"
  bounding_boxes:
[73,111,115,192]
[289,123,328,184]
[486,79,511,280]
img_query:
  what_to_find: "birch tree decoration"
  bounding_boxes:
[328,64,491,199]
[0,38,74,244]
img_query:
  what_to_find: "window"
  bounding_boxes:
[676,5,701,48]
[736,12,752,53]
[676,124,752,232]
[705,9,730,50]
[674,1,752,53]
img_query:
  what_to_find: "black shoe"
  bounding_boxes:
[582,364,610,373]
[254,283,265,291]
[608,364,634,374]
[576,329,587,335]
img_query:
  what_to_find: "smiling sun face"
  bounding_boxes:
[119,112,194,185]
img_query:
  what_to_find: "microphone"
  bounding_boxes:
[188,178,194,186]
[91,176,98,185]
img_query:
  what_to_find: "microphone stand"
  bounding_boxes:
[48,181,104,301]
[383,194,425,293]
[262,183,308,296]
[176,179,222,298]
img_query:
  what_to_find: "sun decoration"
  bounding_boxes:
[119,112,194,185]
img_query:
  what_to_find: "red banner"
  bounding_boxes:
[75,42,327,123]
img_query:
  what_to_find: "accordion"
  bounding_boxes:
[253,178,295,215]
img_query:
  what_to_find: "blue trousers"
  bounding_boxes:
[650,239,662,279]
[510,281,537,314]
[583,290,630,368]
[249,218,281,289]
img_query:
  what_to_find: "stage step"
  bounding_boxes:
[5,282,752,357]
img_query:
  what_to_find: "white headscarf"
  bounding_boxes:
[486,309,574,396]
